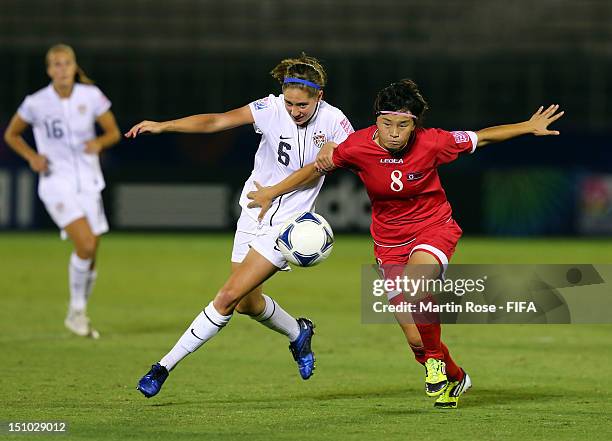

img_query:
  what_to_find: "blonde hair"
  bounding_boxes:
[270,53,327,97]
[46,43,95,85]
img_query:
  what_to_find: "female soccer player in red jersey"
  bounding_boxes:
[246,79,564,408]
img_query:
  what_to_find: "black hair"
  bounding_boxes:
[373,79,429,125]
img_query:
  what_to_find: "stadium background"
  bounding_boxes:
[1,0,611,236]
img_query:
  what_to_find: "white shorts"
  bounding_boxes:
[231,212,289,270]
[39,186,109,237]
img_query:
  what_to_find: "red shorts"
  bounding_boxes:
[373,218,462,273]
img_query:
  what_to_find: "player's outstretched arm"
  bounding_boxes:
[124,105,254,138]
[476,104,564,147]
[247,163,323,220]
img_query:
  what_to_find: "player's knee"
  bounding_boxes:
[76,237,96,259]
[214,286,243,315]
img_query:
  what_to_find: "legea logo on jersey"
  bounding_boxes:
[380,158,403,164]
[313,132,327,149]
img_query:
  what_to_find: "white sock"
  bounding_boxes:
[159,301,232,371]
[252,294,300,341]
[69,253,92,311]
[85,270,97,302]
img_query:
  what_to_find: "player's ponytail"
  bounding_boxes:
[374,79,429,126]
[46,43,95,85]
[270,53,327,97]
[75,66,94,85]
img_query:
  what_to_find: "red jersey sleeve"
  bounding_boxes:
[332,136,357,170]
[435,129,478,165]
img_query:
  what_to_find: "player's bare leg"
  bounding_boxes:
[233,263,314,378]
[397,322,426,361]
[380,264,427,370]
[403,251,448,396]
[138,247,314,397]
[404,251,468,399]
[234,263,301,341]
[63,217,100,339]
[138,249,277,397]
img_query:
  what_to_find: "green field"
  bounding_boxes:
[1,233,611,440]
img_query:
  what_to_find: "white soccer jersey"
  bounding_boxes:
[17,83,112,194]
[240,94,354,227]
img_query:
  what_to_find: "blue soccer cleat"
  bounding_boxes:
[289,318,316,380]
[137,363,169,398]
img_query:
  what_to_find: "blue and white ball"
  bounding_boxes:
[277,212,334,267]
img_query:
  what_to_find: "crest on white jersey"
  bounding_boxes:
[313,132,327,149]
[78,104,87,115]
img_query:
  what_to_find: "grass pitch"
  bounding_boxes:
[1,233,611,440]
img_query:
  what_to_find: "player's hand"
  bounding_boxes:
[246,181,275,221]
[28,154,49,173]
[528,104,564,136]
[124,120,165,138]
[315,142,337,172]
[84,139,103,154]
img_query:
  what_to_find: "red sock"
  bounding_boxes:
[413,295,443,359]
[391,293,446,364]
[441,341,464,382]
[415,323,443,359]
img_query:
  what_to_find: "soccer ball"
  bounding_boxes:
[276,212,334,267]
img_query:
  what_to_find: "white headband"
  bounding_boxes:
[378,111,417,119]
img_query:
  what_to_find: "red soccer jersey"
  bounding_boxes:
[332,125,477,245]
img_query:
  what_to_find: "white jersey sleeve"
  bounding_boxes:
[91,86,112,117]
[17,95,36,124]
[331,112,355,144]
[248,95,278,134]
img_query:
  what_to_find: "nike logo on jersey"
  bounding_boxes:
[274,245,281,252]
[280,135,292,139]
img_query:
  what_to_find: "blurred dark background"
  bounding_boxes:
[1,0,611,235]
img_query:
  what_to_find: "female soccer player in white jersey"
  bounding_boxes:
[125,54,354,397]
[4,44,121,339]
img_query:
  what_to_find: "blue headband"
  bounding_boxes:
[283,77,321,90]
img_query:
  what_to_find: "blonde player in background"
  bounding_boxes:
[4,44,121,339]
[125,54,354,398]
